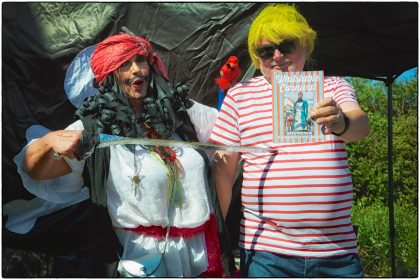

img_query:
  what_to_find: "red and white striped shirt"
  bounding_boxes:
[210,76,359,258]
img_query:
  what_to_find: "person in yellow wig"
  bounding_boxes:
[211,4,369,277]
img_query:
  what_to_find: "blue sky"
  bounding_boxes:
[396,67,417,81]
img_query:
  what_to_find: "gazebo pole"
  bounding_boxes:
[385,77,396,277]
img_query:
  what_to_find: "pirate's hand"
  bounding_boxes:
[310,97,346,135]
[48,130,83,160]
[24,130,83,180]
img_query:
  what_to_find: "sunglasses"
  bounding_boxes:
[255,40,296,60]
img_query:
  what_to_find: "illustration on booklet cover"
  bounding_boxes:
[272,70,324,143]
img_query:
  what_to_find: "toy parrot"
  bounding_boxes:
[216,55,241,111]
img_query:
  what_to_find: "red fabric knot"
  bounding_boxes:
[91,33,168,85]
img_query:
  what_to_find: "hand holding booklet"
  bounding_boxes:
[272,70,325,143]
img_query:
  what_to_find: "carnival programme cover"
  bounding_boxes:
[272,70,324,143]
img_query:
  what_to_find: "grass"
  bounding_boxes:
[352,199,418,277]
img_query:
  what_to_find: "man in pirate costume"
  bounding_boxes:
[14,29,235,277]
[291,91,310,131]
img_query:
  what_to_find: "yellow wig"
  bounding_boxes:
[248,4,317,68]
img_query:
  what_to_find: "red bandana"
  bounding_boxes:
[90,33,168,85]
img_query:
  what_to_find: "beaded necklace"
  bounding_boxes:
[131,121,183,204]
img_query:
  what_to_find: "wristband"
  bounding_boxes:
[332,113,350,136]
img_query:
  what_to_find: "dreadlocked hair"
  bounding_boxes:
[74,70,183,139]
[140,70,178,138]
[74,75,143,138]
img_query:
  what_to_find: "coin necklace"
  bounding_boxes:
[131,145,144,196]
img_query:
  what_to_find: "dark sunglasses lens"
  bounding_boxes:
[257,46,275,60]
[256,41,295,60]
[277,40,295,54]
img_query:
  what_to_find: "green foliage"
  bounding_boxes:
[353,199,418,277]
[347,76,418,277]
[393,77,418,115]
[346,112,389,202]
[347,77,418,205]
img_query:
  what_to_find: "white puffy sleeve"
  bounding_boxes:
[5,121,89,234]
[186,101,218,143]
[13,120,87,204]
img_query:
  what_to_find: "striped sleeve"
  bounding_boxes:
[210,90,240,145]
[325,77,358,105]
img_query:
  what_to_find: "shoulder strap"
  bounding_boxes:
[79,115,122,275]
[80,115,110,207]
[80,115,98,135]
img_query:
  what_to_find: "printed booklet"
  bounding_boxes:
[272,70,324,143]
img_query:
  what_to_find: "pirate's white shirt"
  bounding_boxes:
[8,102,218,277]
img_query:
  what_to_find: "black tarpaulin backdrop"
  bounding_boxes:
[2,2,417,253]
[2,2,266,204]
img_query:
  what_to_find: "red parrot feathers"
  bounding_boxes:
[216,55,241,91]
